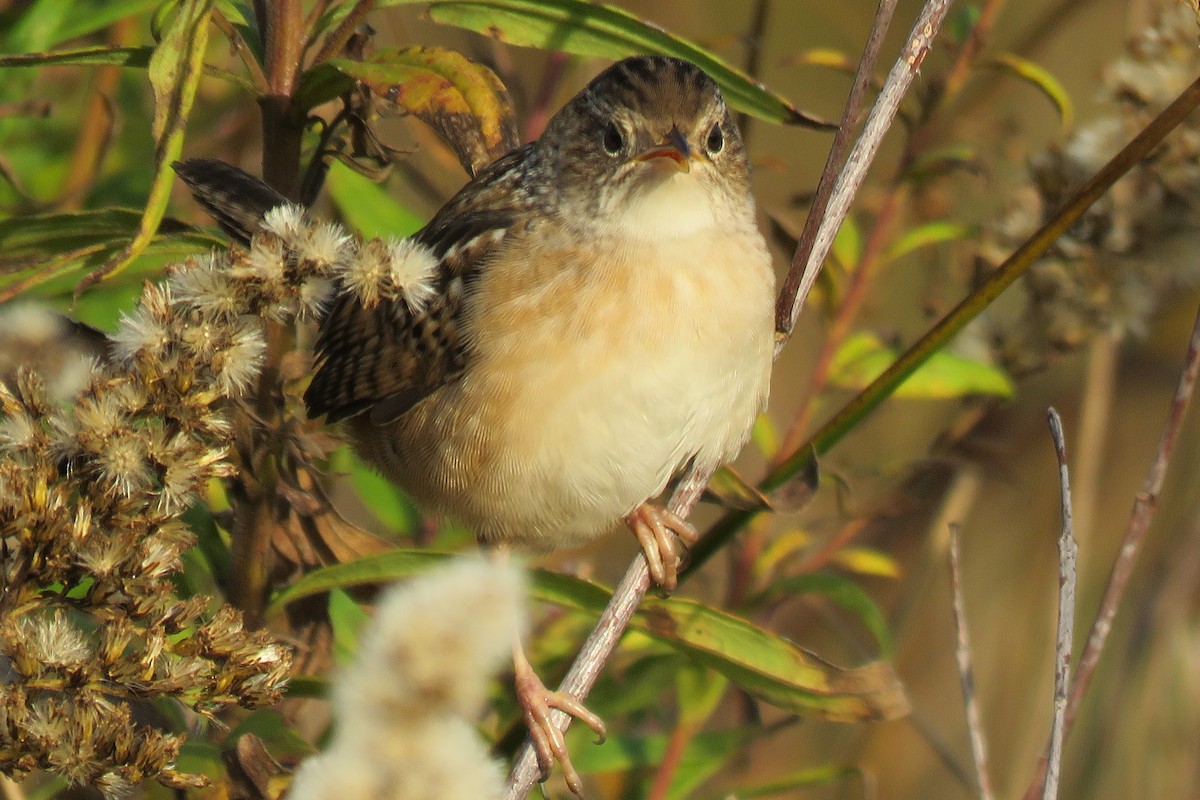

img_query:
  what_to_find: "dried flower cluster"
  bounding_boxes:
[0,205,402,796]
[289,558,521,800]
[984,2,1200,370]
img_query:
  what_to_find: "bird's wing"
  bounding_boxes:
[173,159,291,246]
[304,145,540,426]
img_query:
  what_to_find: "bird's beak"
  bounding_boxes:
[634,126,691,173]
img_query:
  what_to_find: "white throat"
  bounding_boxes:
[607,173,718,242]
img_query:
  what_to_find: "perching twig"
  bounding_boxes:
[503,2,954,796]
[1043,408,1078,800]
[773,0,910,349]
[948,524,995,800]
[1024,307,1200,798]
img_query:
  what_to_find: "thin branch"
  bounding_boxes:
[948,524,995,800]
[773,0,903,345]
[503,2,952,796]
[1042,408,1077,800]
[1024,305,1200,798]
[212,8,269,94]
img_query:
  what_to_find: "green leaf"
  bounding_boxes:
[226,710,319,759]
[638,596,908,721]
[0,0,71,55]
[269,552,910,721]
[57,0,163,43]
[423,0,828,126]
[0,45,154,69]
[903,143,983,183]
[76,0,213,294]
[751,573,892,656]
[705,464,772,511]
[986,52,1073,131]
[882,221,976,265]
[829,216,861,271]
[677,663,728,726]
[284,674,331,699]
[329,588,372,665]
[0,209,217,302]
[566,726,752,782]
[327,160,425,239]
[829,331,1014,399]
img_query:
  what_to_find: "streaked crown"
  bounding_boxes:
[538,56,753,223]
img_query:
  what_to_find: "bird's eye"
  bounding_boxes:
[705,123,724,155]
[602,121,624,155]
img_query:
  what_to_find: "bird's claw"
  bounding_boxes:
[514,655,606,797]
[625,503,699,593]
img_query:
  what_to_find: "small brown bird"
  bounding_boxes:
[303,55,775,792]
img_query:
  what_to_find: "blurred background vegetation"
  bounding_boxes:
[1,0,1199,798]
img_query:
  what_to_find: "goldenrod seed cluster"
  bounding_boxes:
[0,204,378,795]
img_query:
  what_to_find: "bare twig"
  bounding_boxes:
[773,0,903,346]
[1043,408,1078,800]
[212,8,269,94]
[1024,306,1200,798]
[948,525,995,800]
[503,2,954,796]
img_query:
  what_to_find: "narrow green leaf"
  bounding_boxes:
[327,160,425,238]
[424,0,828,126]
[225,710,319,759]
[882,221,976,264]
[987,52,1073,130]
[284,674,330,699]
[329,588,371,665]
[565,726,751,777]
[0,0,70,55]
[638,596,908,721]
[829,216,861,270]
[56,0,163,43]
[0,45,154,69]
[677,663,728,726]
[269,552,909,721]
[76,0,214,294]
[829,331,1014,399]
[0,209,217,302]
[751,573,892,656]
[903,143,983,183]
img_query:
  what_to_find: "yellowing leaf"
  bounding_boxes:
[987,52,1074,131]
[424,0,830,127]
[299,46,519,176]
[829,546,901,578]
[829,331,1014,399]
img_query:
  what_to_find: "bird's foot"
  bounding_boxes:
[624,502,699,593]
[514,650,606,797]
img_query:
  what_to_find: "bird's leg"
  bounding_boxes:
[512,637,606,797]
[488,546,605,796]
[624,503,699,593]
